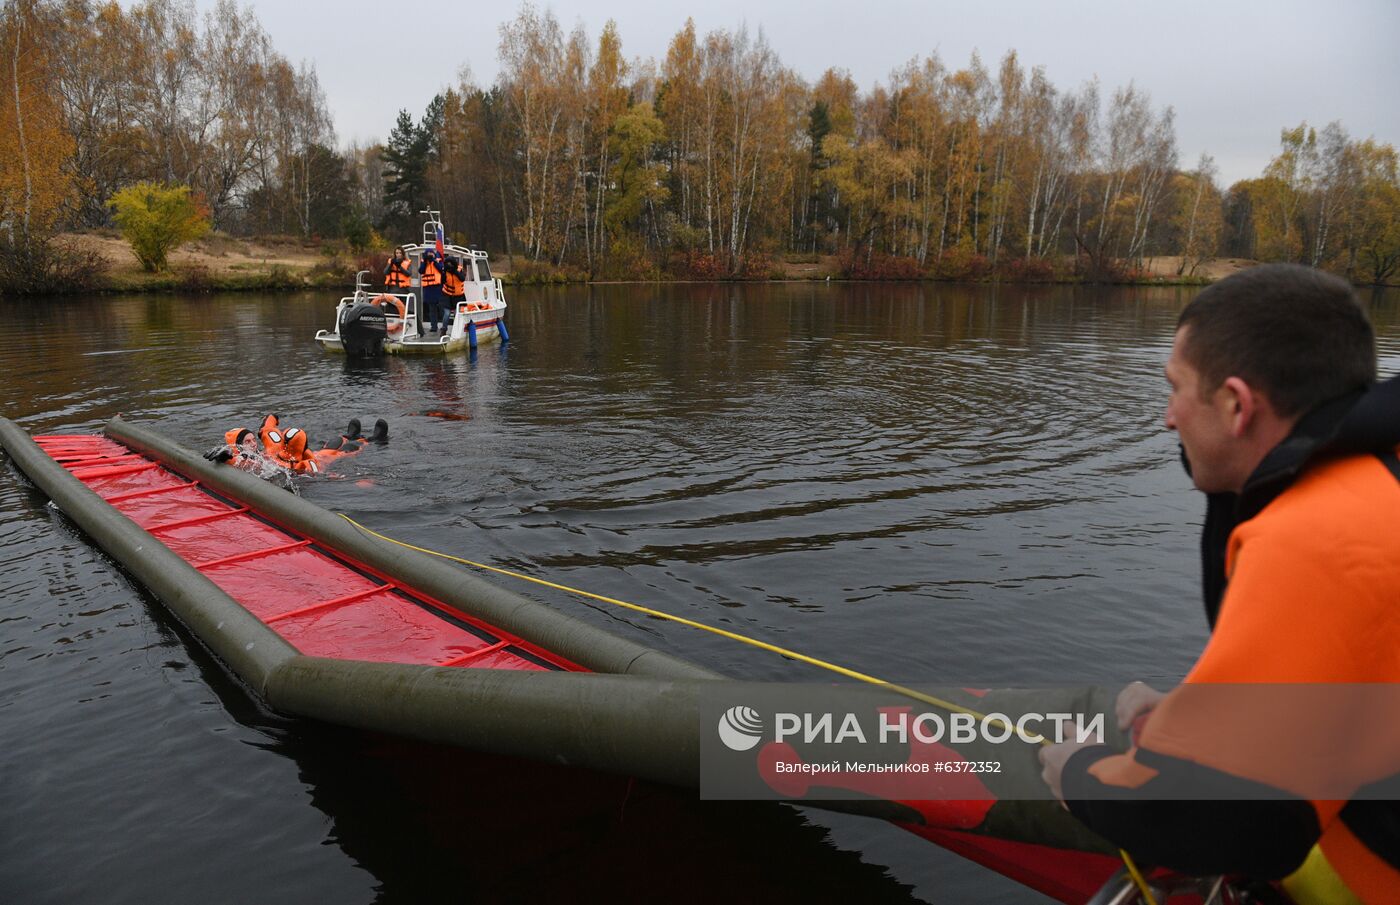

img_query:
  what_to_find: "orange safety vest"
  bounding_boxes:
[443,263,465,298]
[271,426,319,474]
[1067,446,1400,902]
[221,427,256,464]
[420,259,442,287]
[257,414,281,452]
[258,416,315,473]
[384,257,412,288]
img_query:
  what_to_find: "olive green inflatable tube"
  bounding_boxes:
[3,416,1112,853]
[104,415,718,682]
[0,417,298,695]
[261,660,1112,848]
[0,416,716,786]
[266,658,707,788]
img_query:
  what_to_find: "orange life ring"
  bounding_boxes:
[373,294,406,339]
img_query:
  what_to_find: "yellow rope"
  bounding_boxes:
[1119,849,1159,905]
[338,513,1005,728]
[337,512,1159,901]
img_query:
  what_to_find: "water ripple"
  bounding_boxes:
[3,283,1399,903]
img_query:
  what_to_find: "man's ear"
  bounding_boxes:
[1219,376,1260,438]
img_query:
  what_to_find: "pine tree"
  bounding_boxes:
[380,99,442,233]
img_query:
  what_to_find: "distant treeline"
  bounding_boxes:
[1,0,345,287]
[2,0,1397,289]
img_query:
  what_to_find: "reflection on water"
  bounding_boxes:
[3,283,1399,903]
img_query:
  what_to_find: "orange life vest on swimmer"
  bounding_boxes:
[443,261,465,298]
[384,256,412,288]
[274,426,320,474]
[311,443,358,468]
[258,414,282,453]
[258,415,306,472]
[420,257,442,287]
[222,427,257,464]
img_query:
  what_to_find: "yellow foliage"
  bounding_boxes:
[0,4,75,241]
[108,182,211,272]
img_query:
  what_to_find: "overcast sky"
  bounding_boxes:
[183,0,1398,187]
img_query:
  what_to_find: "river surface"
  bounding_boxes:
[3,282,1398,904]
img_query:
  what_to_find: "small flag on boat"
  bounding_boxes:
[434,224,445,258]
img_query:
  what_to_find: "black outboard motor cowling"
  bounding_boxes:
[339,301,388,356]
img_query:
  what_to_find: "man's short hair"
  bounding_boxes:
[1177,263,1375,418]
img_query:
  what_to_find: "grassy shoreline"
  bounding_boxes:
[79,273,1218,294]
[31,231,1258,295]
[84,264,1220,294]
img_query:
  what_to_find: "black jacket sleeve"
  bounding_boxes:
[1062,745,1320,879]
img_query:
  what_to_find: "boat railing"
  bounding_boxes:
[400,241,499,301]
[419,209,443,248]
[403,241,489,262]
[331,289,418,336]
[380,291,417,331]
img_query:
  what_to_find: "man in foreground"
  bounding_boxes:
[1038,264,1400,903]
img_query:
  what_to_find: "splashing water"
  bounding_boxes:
[237,451,301,494]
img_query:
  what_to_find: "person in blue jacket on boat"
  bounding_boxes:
[419,250,445,336]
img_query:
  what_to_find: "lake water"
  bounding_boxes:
[3,282,1398,903]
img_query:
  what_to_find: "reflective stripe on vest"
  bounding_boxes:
[1283,843,1365,905]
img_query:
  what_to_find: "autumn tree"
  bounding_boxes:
[41,0,332,236]
[1171,153,1222,275]
[449,16,1394,280]
[1354,182,1400,285]
[1019,67,1086,262]
[499,4,570,261]
[51,0,141,227]
[1255,123,1315,261]
[798,67,858,253]
[0,0,76,287]
[693,26,801,273]
[1067,82,1178,275]
[473,85,522,256]
[657,19,703,247]
[343,140,388,238]
[1223,123,1400,281]
[1343,139,1400,284]
[570,19,629,272]
[604,101,669,243]
[196,0,274,228]
[109,181,210,271]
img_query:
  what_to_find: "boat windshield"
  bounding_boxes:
[475,256,492,282]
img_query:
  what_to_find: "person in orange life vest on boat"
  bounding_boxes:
[419,249,445,336]
[1037,264,1400,903]
[383,246,413,290]
[442,254,467,331]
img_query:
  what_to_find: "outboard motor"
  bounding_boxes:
[338,300,388,357]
